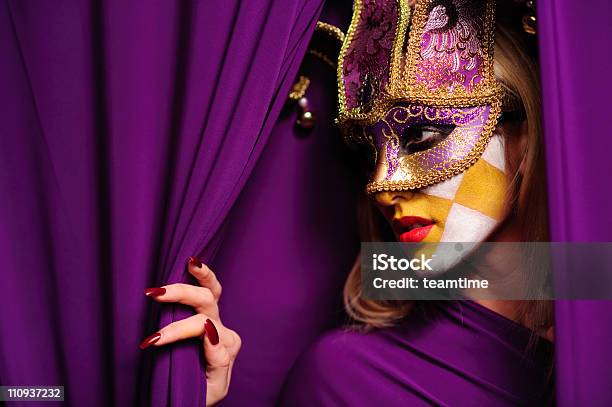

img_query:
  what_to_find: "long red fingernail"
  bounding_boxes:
[187,256,202,268]
[204,319,219,345]
[144,287,166,297]
[139,332,161,350]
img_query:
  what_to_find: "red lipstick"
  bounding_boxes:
[395,216,434,243]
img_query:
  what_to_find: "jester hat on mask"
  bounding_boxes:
[337,0,504,194]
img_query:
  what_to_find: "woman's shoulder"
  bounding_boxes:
[277,326,415,406]
[278,304,554,406]
[309,325,373,352]
[298,324,406,371]
[295,326,376,368]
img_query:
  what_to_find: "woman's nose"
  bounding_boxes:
[372,190,414,207]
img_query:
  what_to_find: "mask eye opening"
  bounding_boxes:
[399,123,456,154]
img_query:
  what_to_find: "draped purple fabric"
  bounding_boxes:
[214,49,359,406]
[279,301,554,406]
[4,0,612,405]
[0,0,323,405]
[538,0,612,405]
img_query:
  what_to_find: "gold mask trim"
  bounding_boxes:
[365,98,502,194]
[337,0,504,127]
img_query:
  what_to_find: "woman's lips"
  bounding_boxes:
[395,216,435,243]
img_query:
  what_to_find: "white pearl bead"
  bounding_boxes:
[297,97,309,109]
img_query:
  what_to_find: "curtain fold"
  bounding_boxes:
[12,0,612,405]
[0,0,323,405]
[539,0,612,405]
[214,23,359,405]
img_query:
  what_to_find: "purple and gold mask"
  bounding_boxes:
[337,0,503,193]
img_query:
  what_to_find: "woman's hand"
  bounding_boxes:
[139,257,241,406]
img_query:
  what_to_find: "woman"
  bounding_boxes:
[140,0,553,405]
[279,0,554,404]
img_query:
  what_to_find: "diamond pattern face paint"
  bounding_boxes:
[395,134,508,273]
[422,135,507,241]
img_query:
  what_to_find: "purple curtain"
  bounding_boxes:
[214,31,358,407]
[5,0,612,405]
[539,0,612,405]
[0,0,323,405]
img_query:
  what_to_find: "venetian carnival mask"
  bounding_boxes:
[338,0,511,262]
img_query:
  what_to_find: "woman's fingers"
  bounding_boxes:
[139,315,237,349]
[145,283,218,318]
[187,257,222,300]
[139,259,238,405]
[152,314,206,346]
[203,319,233,405]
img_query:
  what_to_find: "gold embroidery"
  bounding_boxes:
[336,0,366,122]
[366,99,501,193]
[337,0,503,128]
[397,0,501,102]
[337,0,504,194]
[307,50,337,69]
[315,21,346,44]
[288,76,311,101]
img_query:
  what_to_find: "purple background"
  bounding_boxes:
[0,0,611,405]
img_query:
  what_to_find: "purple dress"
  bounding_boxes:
[278,301,553,406]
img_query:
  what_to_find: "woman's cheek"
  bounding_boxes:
[401,137,509,273]
[448,158,509,223]
[394,162,509,244]
[417,141,509,243]
[421,195,452,243]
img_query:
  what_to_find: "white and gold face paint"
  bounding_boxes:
[418,134,507,243]
[373,134,508,272]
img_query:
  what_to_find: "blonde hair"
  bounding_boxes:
[343,14,553,333]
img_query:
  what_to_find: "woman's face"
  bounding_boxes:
[370,132,509,244]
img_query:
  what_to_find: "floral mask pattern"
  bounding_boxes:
[337,0,503,193]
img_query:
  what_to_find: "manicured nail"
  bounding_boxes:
[204,319,219,345]
[144,287,166,297]
[187,256,202,268]
[139,332,161,350]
